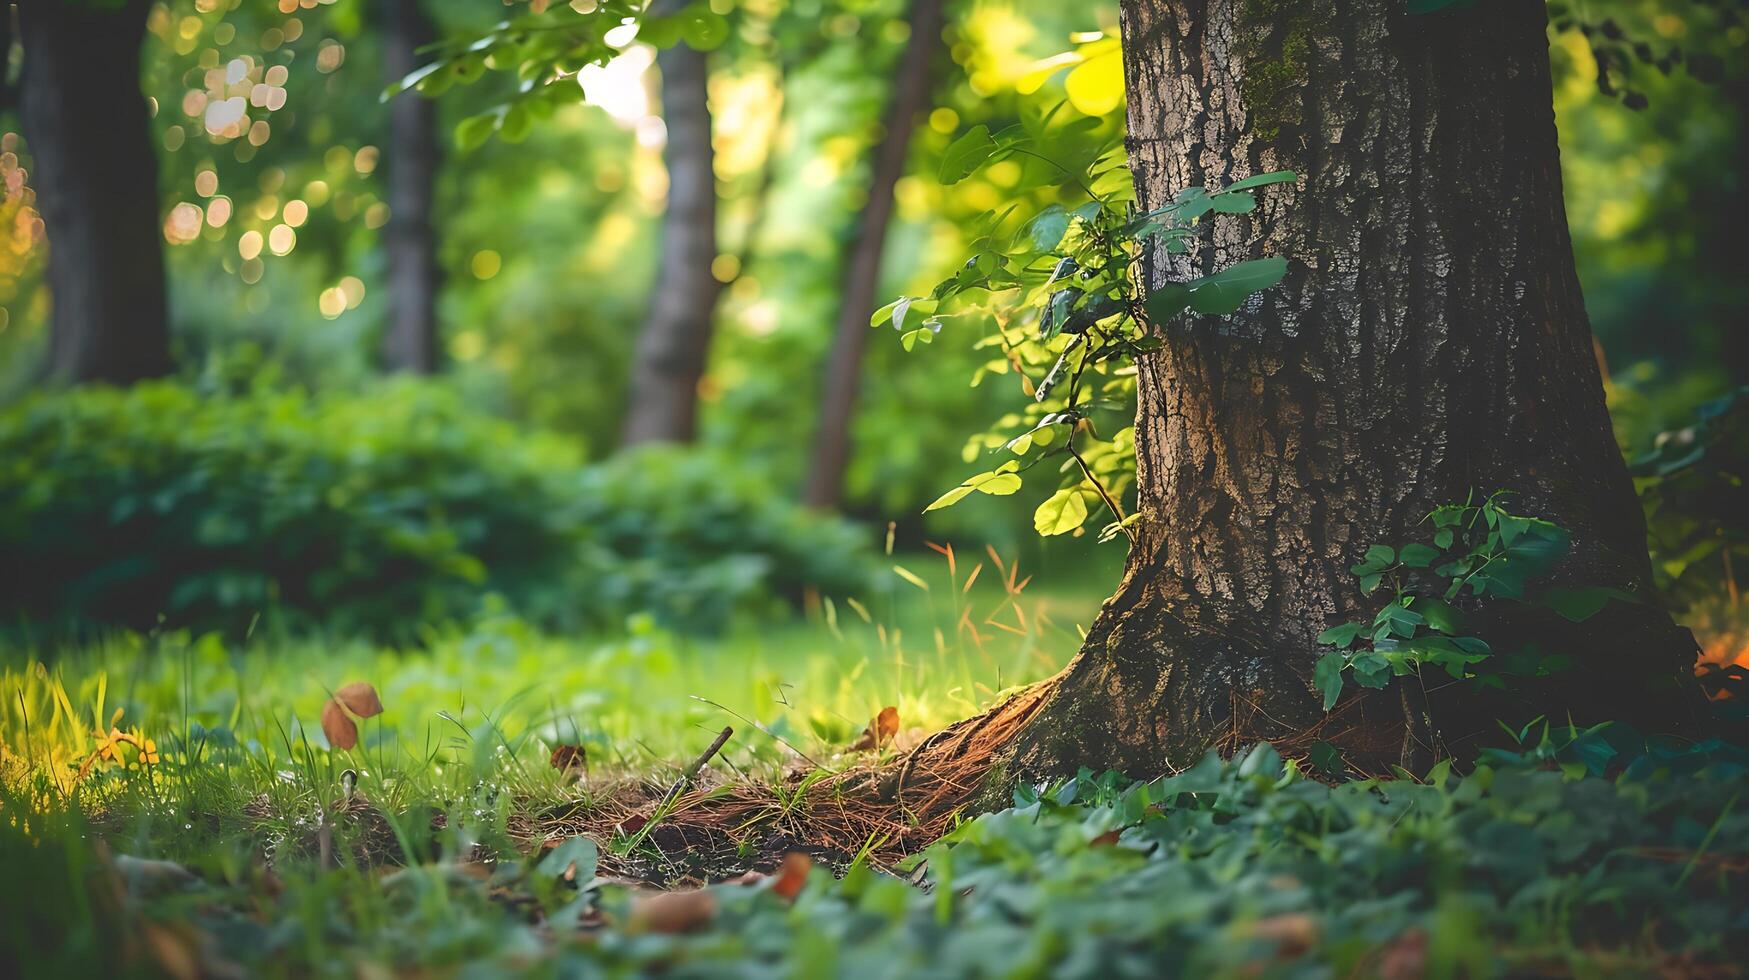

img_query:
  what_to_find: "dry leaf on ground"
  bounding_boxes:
[631,889,718,934]
[334,682,384,718]
[320,699,358,750]
[850,706,900,751]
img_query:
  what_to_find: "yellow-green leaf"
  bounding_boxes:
[1034,488,1090,536]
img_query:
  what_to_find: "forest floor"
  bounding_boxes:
[4,568,1749,977]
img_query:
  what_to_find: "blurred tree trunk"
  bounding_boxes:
[803,0,946,509]
[962,0,1702,785]
[16,0,170,385]
[380,0,442,374]
[621,29,719,446]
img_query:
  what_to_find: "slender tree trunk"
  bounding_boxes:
[803,0,946,509]
[961,0,1703,784]
[380,0,443,374]
[621,30,720,446]
[17,0,170,385]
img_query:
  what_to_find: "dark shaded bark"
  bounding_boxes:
[380,0,443,374]
[17,0,170,385]
[621,31,720,446]
[995,0,1701,781]
[803,0,947,509]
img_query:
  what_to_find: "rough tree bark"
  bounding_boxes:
[621,28,720,446]
[803,0,946,509]
[380,0,443,374]
[932,0,1703,789]
[17,0,171,385]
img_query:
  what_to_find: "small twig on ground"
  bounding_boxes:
[653,727,734,815]
[689,696,825,768]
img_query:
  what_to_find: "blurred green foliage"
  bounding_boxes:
[0,0,1741,593]
[1634,386,1749,608]
[0,381,874,640]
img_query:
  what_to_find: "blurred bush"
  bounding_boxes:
[1633,386,1749,611]
[0,381,874,641]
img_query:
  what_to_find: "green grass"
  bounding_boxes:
[0,554,1096,852]
[5,556,1748,978]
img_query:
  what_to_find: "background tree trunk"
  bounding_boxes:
[621,32,720,447]
[18,0,170,385]
[380,0,443,374]
[803,0,946,509]
[992,0,1699,781]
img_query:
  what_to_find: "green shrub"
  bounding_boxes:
[0,381,874,640]
[571,447,879,627]
[1633,385,1749,608]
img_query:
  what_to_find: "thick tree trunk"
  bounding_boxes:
[17,0,170,385]
[380,0,443,374]
[621,32,720,446]
[803,0,946,509]
[985,0,1701,782]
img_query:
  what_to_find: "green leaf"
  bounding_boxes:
[1399,543,1440,568]
[1314,651,1346,711]
[1040,288,1080,339]
[887,297,937,332]
[1210,192,1257,214]
[679,8,730,49]
[1414,597,1466,634]
[924,484,976,512]
[1034,488,1090,536]
[1186,258,1289,314]
[1351,652,1392,689]
[870,298,902,328]
[940,125,997,184]
[975,472,1022,496]
[536,836,597,881]
[1144,283,1190,326]
[1316,622,1365,649]
[1364,545,1397,565]
[924,466,1021,512]
[1029,205,1070,251]
[455,112,498,151]
[394,61,448,99]
[498,103,533,143]
[1221,170,1298,192]
[1360,572,1384,594]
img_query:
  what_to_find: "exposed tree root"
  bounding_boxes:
[523,674,1062,877]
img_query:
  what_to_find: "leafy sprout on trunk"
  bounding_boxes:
[876,112,1294,543]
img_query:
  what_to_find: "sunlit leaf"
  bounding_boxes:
[940,125,997,184]
[1034,487,1090,536]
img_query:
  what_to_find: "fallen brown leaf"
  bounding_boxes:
[850,706,900,751]
[772,851,812,901]
[631,889,718,934]
[334,682,384,718]
[549,743,587,776]
[320,699,358,751]
[1377,927,1428,980]
[1240,913,1320,957]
